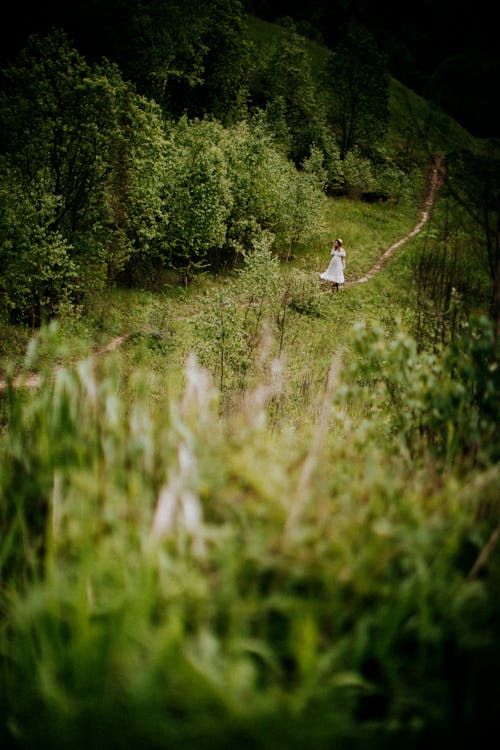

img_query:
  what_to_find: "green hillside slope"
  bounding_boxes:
[0,13,498,750]
[246,14,480,159]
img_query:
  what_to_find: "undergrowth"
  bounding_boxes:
[1,182,499,750]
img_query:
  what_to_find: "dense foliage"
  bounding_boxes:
[321,23,389,159]
[0,30,168,323]
[1,6,499,750]
[0,29,328,323]
[0,6,415,324]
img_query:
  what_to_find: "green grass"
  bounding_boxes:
[299,193,423,278]
[0,186,426,420]
[1,197,499,749]
[1,23,499,747]
[1,270,498,749]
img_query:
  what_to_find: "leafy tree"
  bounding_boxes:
[195,234,284,392]
[114,0,250,122]
[0,0,250,122]
[0,29,167,321]
[0,186,77,326]
[125,0,216,113]
[223,118,324,261]
[340,148,374,198]
[248,25,326,164]
[189,0,250,122]
[443,151,500,339]
[108,91,168,281]
[153,116,324,275]
[160,117,232,279]
[195,287,248,392]
[322,22,389,159]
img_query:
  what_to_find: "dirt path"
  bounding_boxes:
[1,158,445,391]
[0,334,130,391]
[343,155,445,288]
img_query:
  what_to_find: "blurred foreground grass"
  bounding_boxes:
[1,189,499,749]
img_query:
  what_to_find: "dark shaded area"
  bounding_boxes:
[0,1,124,65]
[0,1,498,136]
[245,0,499,138]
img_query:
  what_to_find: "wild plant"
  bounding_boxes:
[236,232,284,340]
[344,314,500,467]
[192,286,248,393]
[193,235,285,395]
[412,208,488,349]
[284,268,327,319]
[1,322,500,749]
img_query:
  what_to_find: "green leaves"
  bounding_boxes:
[0,30,171,320]
[322,23,389,159]
[346,315,500,466]
[157,116,324,272]
[161,117,232,270]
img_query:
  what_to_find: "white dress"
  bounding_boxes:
[320,248,346,284]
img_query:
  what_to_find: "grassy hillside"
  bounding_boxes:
[246,14,480,159]
[0,13,499,750]
[1,180,499,747]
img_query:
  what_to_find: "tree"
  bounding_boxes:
[322,22,389,159]
[248,24,326,164]
[222,118,324,261]
[0,1,250,123]
[444,151,500,339]
[160,117,232,278]
[114,0,250,122]
[154,116,325,275]
[187,0,250,122]
[0,29,167,322]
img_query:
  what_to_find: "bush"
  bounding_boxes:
[285,268,326,318]
[345,315,500,466]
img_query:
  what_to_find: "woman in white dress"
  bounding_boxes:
[320,238,346,292]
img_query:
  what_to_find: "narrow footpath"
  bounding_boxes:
[0,158,445,391]
[344,155,445,287]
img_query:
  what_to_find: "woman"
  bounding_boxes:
[320,238,346,292]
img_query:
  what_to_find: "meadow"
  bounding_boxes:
[1,176,499,749]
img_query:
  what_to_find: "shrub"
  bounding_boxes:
[0,30,168,320]
[345,315,500,466]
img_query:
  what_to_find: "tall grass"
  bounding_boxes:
[1,300,499,749]
[1,159,499,748]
